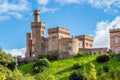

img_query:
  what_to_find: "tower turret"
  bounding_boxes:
[34,10,40,22]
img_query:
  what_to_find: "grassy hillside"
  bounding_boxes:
[19,54,120,80]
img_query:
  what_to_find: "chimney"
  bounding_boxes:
[34,10,40,22]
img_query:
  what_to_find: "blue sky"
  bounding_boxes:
[1,0,120,57]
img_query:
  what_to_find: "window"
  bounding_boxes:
[79,43,81,48]
[115,36,119,44]
[68,50,72,54]
[42,31,44,35]
[86,43,88,47]
[32,46,34,52]
[69,43,72,46]
[115,48,118,54]
[90,44,92,48]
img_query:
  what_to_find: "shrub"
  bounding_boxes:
[46,54,58,60]
[109,54,116,58]
[116,54,120,61]
[96,55,110,63]
[47,75,55,80]
[72,63,82,69]
[116,70,120,80]
[0,72,6,80]
[33,58,50,73]
[75,51,83,57]
[89,63,97,80]
[38,54,58,60]
[103,66,109,72]
[0,49,15,67]
[69,71,87,80]
[35,73,45,80]
[7,62,16,71]
[108,70,116,80]
[7,68,35,80]
[97,66,110,76]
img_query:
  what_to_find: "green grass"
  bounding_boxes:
[18,54,120,80]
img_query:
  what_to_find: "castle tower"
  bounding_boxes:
[31,10,45,54]
[25,33,32,57]
[26,10,46,57]
[110,28,120,54]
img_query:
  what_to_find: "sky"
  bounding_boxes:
[1,0,120,57]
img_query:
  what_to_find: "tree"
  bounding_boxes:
[33,58,50,73]
[69,71,87,80]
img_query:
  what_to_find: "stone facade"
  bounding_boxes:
[25,10,109,59]
[110,28,120,53]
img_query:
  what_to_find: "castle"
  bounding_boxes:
[25,10,120,59]
[110,28,120,54]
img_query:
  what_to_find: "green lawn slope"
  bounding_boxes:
[19,54,120,80]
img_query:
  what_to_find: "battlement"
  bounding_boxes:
[110,28,120,33]
[75,35,94,41]
[27,33,32,40]
[48,27,70,35]
[31,22,45,29]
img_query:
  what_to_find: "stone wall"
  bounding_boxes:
[110,28,120,53]
[79,48,109,55]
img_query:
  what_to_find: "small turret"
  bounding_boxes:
[34,10,40,22]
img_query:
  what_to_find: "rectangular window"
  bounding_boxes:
[32,46,34,52]
[115,36,119,44]
[69,43,72,46]
[42,31,44,35]
[115,48,118,54]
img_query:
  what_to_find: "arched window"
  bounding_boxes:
[115,36,119,44]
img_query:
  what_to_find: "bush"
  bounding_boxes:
[103,66,110,72]
[96,55,110,63]
[45,54,58,60]
[89,63,97,80]
[47,75,55,80]
[38,54,58,60]
[33,58,50,73]
[0,49,15,67]
[116,54,120,61]
[97,66,110,75]
[0,72,6,80]
[35,73,45,80]
[109,54,116,58]
[7,62,16,71]
[72,63,82,69]
[75,51,83,57]
[69,71,86,80]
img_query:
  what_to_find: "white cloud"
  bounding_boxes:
[37,0,58,13]
[87,0,120,13]
[40,6,58,13]
[94,16,120,48]
[56,0,120,13]
[3,48,26,58]
[0,0,30,20]
[37,0,49,6]
[55,0,82,5]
